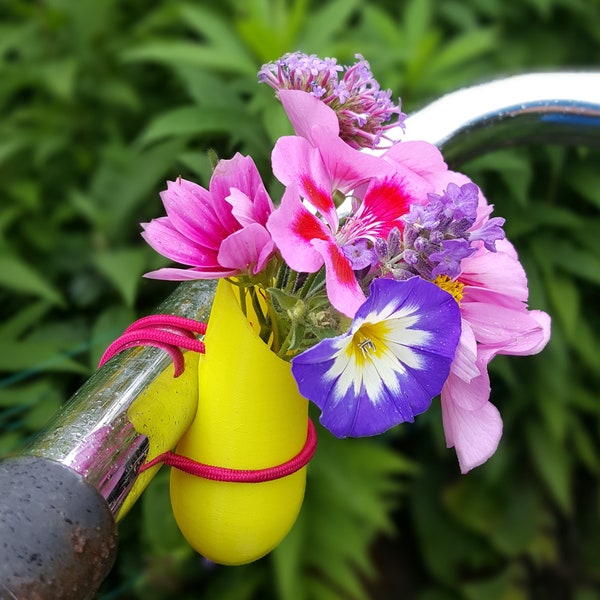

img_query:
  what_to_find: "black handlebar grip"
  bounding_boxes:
[0,456,118,599]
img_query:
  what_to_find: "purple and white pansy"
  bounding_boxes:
[291,277,461,437]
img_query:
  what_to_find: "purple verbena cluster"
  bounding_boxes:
[258,51,405,149]
[376,182,506,281]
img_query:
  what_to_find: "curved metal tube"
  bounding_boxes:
[399,71,600,165]
[23,279,216,517]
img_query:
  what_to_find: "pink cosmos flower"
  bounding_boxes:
[440,237,551,473]
[142,153,276,280]
[267,90,448,317]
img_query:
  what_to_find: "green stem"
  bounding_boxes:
[277,333,292,358]
[274,261,289,290]
[297,270,320,298]
[238,285,248,319]
[285,269,300,294]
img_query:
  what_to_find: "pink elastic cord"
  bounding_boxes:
[99,314,207,377]
[140,419,317,483]
[100,313,317,482]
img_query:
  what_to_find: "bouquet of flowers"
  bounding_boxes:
[139,52,551,563]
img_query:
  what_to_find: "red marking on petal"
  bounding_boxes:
[361,176,413,234]
[300,175,335,217]
[330,244,356,285]
[292,211,330,241]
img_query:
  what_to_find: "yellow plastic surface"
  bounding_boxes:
[170,279,309,565]
[116,352,199,520]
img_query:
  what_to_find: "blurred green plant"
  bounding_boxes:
[1,0,600,598]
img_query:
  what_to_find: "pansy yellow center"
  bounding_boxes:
[434,275,464,304]
[348,322,389,366]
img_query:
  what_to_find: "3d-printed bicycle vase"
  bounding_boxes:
[169,279,311,565]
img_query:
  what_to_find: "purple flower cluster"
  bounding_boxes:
[258,52,405,149]
[376,182,506,281]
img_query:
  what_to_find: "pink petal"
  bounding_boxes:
[160,179,229,250]
[478,309,552,361]
[225,185,274,229]
[209,154,258,232]
[311,127,395,195]
[353,174,425,238]
[272,135,339,232]
[144,266,237,280]
[460,244,529,305]
[441,388,503,474]
[218,153,274,226]
[218,223,275,275]
[277,91,395,195]
[141,218,218,267]
[226,188,258,227]
[278,89,340,142]
[267,185,330,273]
[461,301,550,351]
[450,319,480,383]
[311,238,366,318]
[382,140,448,181]
[445,356,491,412]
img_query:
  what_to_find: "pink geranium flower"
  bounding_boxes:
[142,153,276,280]
[440,238,551,473]
[267,90,448,317]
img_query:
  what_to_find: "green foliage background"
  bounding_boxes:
[1,0,600,598]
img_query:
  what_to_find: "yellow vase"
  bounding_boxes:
[170,279,309,565]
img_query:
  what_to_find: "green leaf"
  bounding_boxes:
[202,563,267,600]
[0,432,21,454]
[0,138,27,168]
[428,28,498,75]
[172,66,245,108]
[551,243,600,286]
[268,287,302,311]
[137,106,260,147]
[180,3,255,64]
[566,166,600,210]
[569,413,599,473]
[0,301,53,340]
[0,379,59,409]
[88,138,186,237]
[299,0,362,51]
[0,340,88,375]
[93,247,148,306]
[235,0,310,61]
[121,41,256,75]
[410,469,495,585]
[359,5,405,51]
[21,386,63,431]
[142,469,190,555]
[462,567,528,600]
[526,421,572,513]
[544,273,579,341]
[0,255,64,306]
[271,430,414,600]
[403,0,433,53]
[39,58,78,101]
[464,149,532,208]
[444,477,543,558]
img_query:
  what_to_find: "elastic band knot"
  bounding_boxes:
[99,314,207,377]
